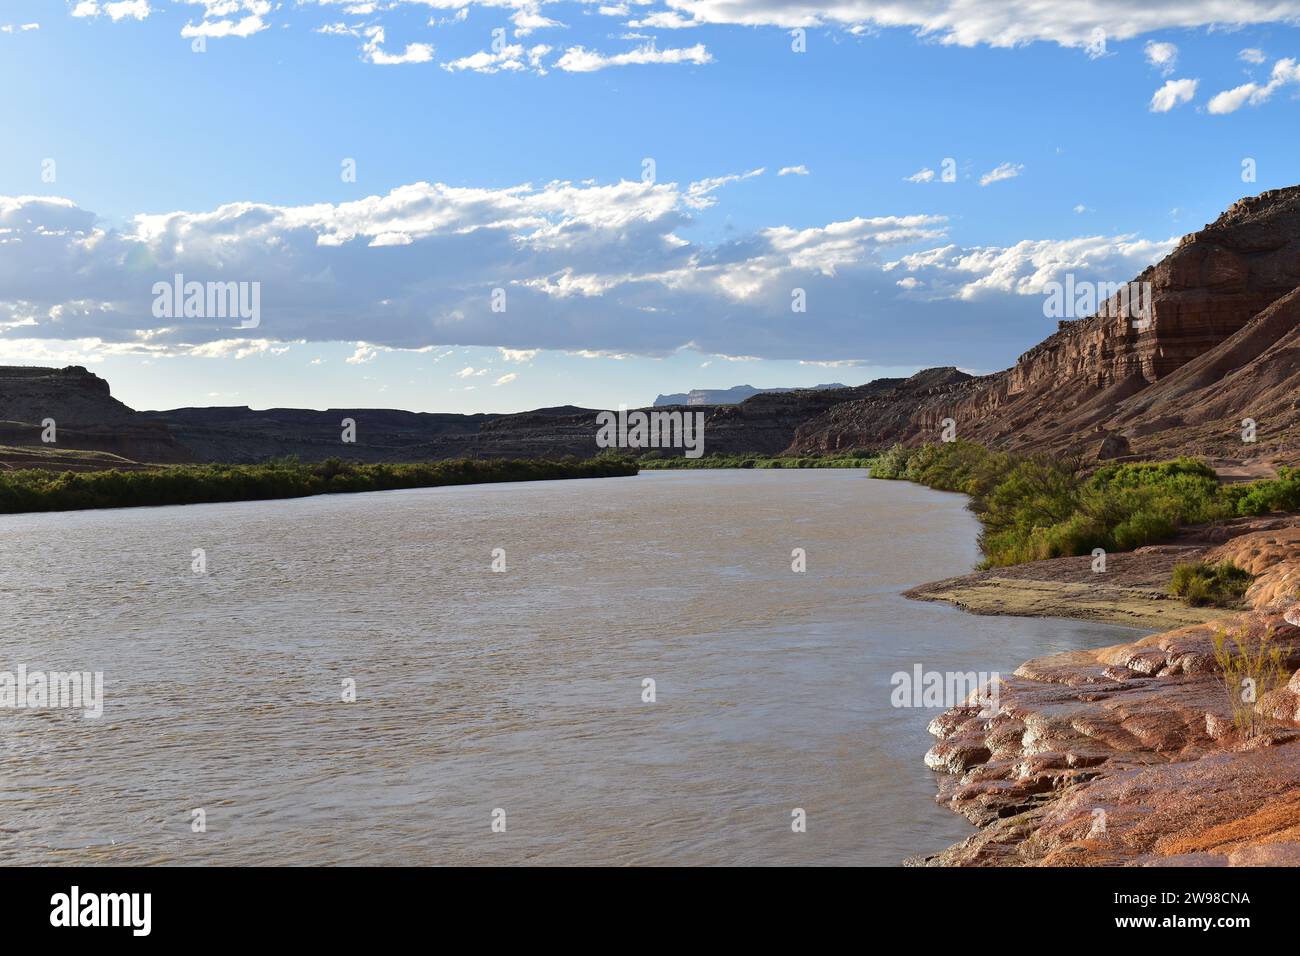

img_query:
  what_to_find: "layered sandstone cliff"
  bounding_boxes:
[790,186,1300,462]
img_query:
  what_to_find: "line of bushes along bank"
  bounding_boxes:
[637,453,873,469]
[866,441,1300,568]
[0,455,639,515]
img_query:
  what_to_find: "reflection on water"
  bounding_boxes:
[0,469,1144,865]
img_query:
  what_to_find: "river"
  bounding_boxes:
[0,469,1145,865]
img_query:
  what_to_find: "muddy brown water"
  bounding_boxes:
[0,469,1146,864]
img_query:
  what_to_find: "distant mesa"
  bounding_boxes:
[653,383,847,407]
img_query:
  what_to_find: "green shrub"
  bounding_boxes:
[866,441,1300,568]
[1169,560,1254,607]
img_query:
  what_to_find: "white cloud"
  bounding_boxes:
[105,0,151,20]
[1207,82,1261,113]
[443,43,551,74]
[361,25,434,64]
[978,162,1023,186]
[1207,57,1300,113]
[594,0,1300,48]
[885,233,1177,302]
[187,339,290,360]
[71,0,151,21]
[778,165,809,176]
[0,179,1174,368]
[1239,48,1267,64]
[684,167,764,209]
[0,22,40,32]
[346,343,378,364]
[512,4,563,35]
[63,1,1300,68]
[555,41,712,72]
[1144,40,1178,75]
[627,10,702,29]
[905,168,936,183]
[493,372,518,385]
[179,1,268,39]
[1149,77,1198,112]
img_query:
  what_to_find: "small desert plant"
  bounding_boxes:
[1169,560,1254,607]
[1211,624,1288,737]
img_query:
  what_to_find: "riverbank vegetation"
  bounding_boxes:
[0,455,639,514]
[1170,560,1255,607]
[638,453,873,469]
[1213,625,1287,737]
[868,441,1300,568]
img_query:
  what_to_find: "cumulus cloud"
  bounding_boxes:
[511,4,563,35]
[1149,77,1197,112]
[1207,57,1300,113]
[555,41,712,71]
[979,162,1023,186]
[1144,40,1178,75]
[0,178,1174,369]
[885,234,1177,302]
[64,1,1300,69]
[572,0,1300,48]
[499,347,540,362]
[72,0,151,21]
[346,343,378,364]
[318,21,435,63]
[443,43,551,73]
[179,0,269,39]
[362,25,434,64]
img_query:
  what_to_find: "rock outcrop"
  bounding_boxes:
[0,366,191,464]
[914,518,1300,867]
[790,186,1300,463]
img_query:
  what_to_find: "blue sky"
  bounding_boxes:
[2,1,1300,413]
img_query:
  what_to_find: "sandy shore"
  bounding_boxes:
[904,552,1236,630]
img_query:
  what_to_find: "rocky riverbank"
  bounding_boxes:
[909,516,1300,866]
